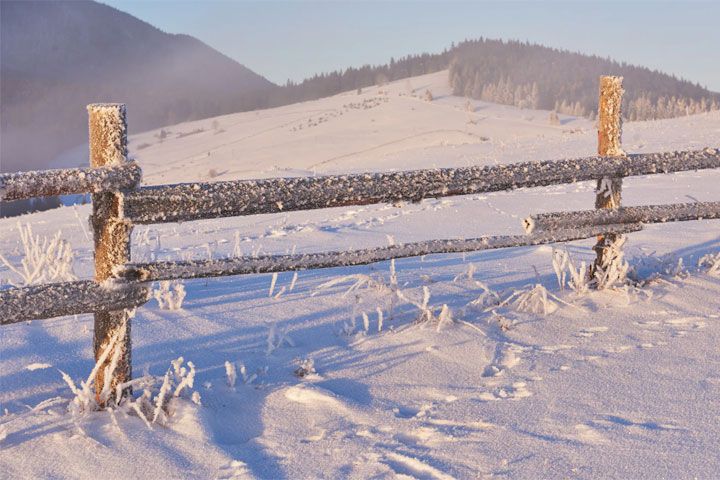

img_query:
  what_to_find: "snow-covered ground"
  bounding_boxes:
[1,71,720,479]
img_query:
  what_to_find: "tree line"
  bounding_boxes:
[446,38,719,120]
[260,38,719,121]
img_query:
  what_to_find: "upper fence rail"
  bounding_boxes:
[3,149,717,221]
[123,148,720,224]
[0,162,142,201]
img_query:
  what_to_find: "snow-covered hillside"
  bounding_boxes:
[1,71,720,479]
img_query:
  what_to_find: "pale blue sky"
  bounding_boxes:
[101,1,720,92]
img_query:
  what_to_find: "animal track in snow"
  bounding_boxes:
[595,415,684,432]
[394,427,456,447]
[478,381,533,401]
[216,460,252,479]
[538,345,573,354]
[575,326,609,338]
[566,424,608,445]
[482,343,525,378]
[664,317,706,329]
[393,404,432,419]
[381,452,457,480]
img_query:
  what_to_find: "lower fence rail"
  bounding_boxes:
[0,280,150,325]
[114,224,642,283]
[524,201,720,233]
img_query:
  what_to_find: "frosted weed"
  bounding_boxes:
[592,235,630,289]
[494,284,559,315]
[699,251,720,276]
[225,361,258,387]
[552,247,590,295]
[152,281,186,309]
[628,251,688,286]
[467,280,502,309]
[54,318,199,431]
[266,323,295,354]
[0,222,76,287]
[293,358,316,377]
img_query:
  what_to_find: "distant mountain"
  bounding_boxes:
[1,0,274,173]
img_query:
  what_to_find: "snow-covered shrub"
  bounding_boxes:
[593,234,630,290]
[239,363,259,385]
[266,323,295,354]
[552,248,590,295]
[496,284,559,315]
[467,280,501,309]
[453,263,477,282]
[549,110,560,125]
[397,286,435,323]
[435,304,453,332]
[293,358,316,377]
[315,258,404,329]
[226,361,258,386]
[699,252,720,276]
[60,327,199,430]
[0,222,76,287]
[60,319,130,416]
[313,273,389,298]
[153,281,186,310]
[628,251,688,285]
[225,361,237,388]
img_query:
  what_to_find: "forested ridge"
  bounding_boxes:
[270,38,719,121]
[447,38,719,120]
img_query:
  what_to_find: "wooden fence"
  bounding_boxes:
[1,78,719,401]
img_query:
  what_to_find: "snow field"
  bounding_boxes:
[1,70,720,478]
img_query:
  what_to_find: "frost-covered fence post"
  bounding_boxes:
[88,104,133,403]
[592,76,624,278]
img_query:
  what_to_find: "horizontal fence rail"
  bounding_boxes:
[114,224,642,283]
[123,148,720,224]
[0,280,150,325]
[524,201,720,233]
[0,162,142,201]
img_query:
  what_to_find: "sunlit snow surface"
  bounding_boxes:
[2,71,720,479]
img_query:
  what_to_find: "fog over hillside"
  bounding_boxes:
[0,0,273,173]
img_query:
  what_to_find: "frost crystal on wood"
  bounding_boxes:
[594,76,625,277]
[0,280,150,325]
[524,201,720,234]
[88,103,134,402]
[114,224,642,283]
[87,103,128,166]
[598,76,624,157]
[122,149,720,224]
[0,163,141,201]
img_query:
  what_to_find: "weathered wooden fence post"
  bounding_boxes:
[88,103,133,403]
[592,76,624,276]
